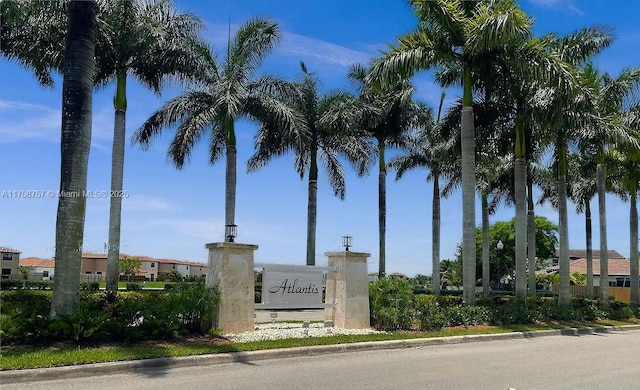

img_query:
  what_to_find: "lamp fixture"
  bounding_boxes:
[342,235,352,252]
[225,224,237,243]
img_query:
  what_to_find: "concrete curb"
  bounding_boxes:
[3,324,640,385]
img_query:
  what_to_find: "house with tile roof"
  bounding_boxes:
[569,258,638,288]
[19,257,56,280]
[548,249,636,288]
[1,246,21,280]
[19,252,207,281]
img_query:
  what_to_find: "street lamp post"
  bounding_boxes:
[496,240,504,290]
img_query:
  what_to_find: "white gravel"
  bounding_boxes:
[223,322,386,343]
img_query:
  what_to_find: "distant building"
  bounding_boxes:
[569,258,638,287]
[1,247,21,280]
[548,249,636,287]
[18,252,207,281]
[20,257,56,280]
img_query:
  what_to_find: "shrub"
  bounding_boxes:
[488,302,534,326]
[1,280,221,345]
[414,295,446,331]
[0,279,24,290]
[435,295,464,308]
[24,280,53,290]
[126,282,142,291]
[80,281,100,291]
[51,302,110,342]
[369,277,415,330]
[607,304,634,320]
[0,290,53,343]
[444,306,489,327]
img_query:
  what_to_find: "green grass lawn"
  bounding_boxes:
[1,319,637,371]
[97,281,171,289]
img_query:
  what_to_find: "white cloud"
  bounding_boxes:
[122,195,176,212]
[278,32,371,68]
[528,0,583,15]
[0,99,61,143]
[203,21,372,69]
[0,98,117,147]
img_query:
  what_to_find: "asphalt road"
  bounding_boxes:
[4,331,639,390]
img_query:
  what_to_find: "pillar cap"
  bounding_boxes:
[325,251,370,258]
[205,242,259,250]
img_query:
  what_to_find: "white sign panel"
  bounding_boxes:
[262,264,324,306]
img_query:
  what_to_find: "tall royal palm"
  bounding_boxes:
[53,0,97,317]
[2,0,97,316]
[538,150,597,298]
[370,0,532,303]
[533,27,613,305]
[437,95,514,295]
[248,62,368,266]
[134,18,296,239]
[388,92,445,293]
[610,107,640,306]
[98,0,208,291]
[350,63,429,278]
[580,64,640,304]
[1,0,210,291]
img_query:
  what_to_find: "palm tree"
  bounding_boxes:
[349,63,430,278]
[1,0,210,292]
[369,0,534,304]
[438,96,515,296]
[247,62,368,266]
[2,0,97,316]
[579,64,640,305]
[0,1,66,86]
[133,18,298,241]
[387,92,447,294]
[538,149,597,298]
[609,113,640,306]
[52,1,97,317]
[98,0,209,292]
[532,27,614,305]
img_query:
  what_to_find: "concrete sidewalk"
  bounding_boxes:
[2,325,639,385]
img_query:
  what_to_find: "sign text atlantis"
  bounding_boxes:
[262,265,324,306]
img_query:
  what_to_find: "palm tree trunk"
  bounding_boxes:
[225,118,236,237]
[306,142,318,266]
[514,156,527,302]
[432,172,441,295]
[585,201,594,298]
[461,63,476,305]
[597,163,609,306]
[514,122,527,303]
[481,194,490,296]
[527,177,537,296]
[378,140,386,278]
[558,141,570,306]
[50,0,96,318]
[630,181,638,306]
[106,72,127,292]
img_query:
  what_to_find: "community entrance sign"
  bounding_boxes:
[206,242,371,333]
[257,263,328,309]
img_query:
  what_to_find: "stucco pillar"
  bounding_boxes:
[324,251,370,329]
[205,242,258,333]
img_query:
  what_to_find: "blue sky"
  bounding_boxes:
[1,0,639,276]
